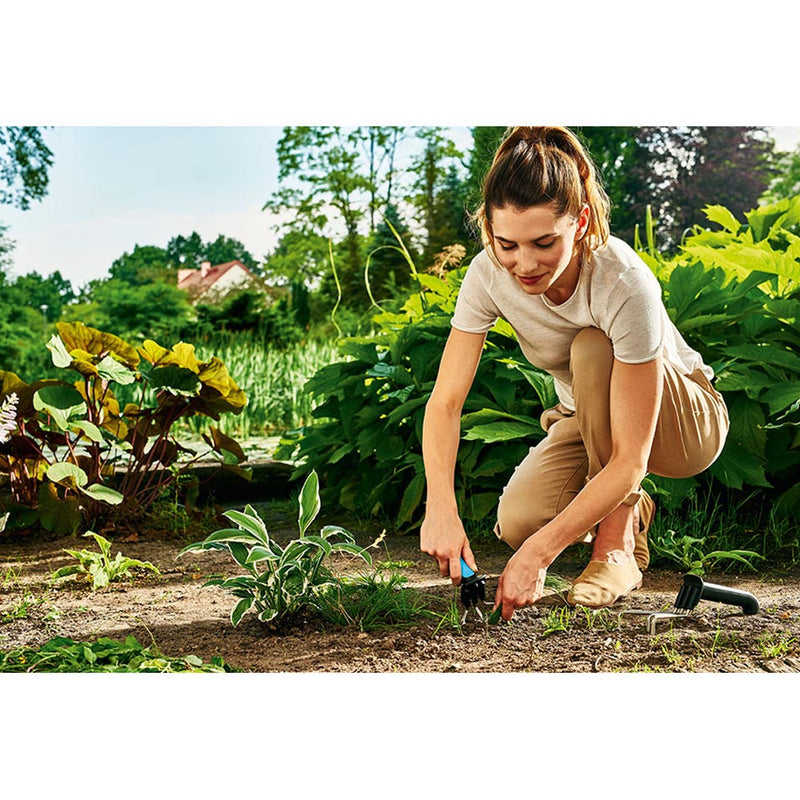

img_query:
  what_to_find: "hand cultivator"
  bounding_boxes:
[459,557,489,624]
[618,573,760,635]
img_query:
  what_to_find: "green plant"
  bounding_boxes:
[50,531,161,590]
[180,470,372,626]
[756,631,796,659]
[637,198,800,516]
[0,635,236,673]
[276,247,555,531]
[541,606,575,637]
[648,528,764,576]
[316,569,436,631]
[0,322,248,535]
[1,593,40,622]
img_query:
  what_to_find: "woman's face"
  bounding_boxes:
[489,202,589,304]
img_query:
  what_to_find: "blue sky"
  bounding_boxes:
[2,125,799,290]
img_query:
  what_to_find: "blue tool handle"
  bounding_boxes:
[460,557,475,579]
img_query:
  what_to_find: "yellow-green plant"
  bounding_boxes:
[0,321,247,534]
[50,531,160,590]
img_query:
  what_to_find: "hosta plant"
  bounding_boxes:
[50,531,161,590]
[180,470,372,626]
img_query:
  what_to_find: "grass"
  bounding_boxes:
[185,332,341,437]
[317,569,437,632]
[756,631,797,659]
[647,487,799,572]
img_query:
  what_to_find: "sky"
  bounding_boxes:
[2,124,799,291]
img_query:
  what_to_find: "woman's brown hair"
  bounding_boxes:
[475,126,611,266]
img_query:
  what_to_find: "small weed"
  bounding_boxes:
[1,593,41,623]
[580,607,617,631]
[757,631,797,659]
[50,532,160,591]
[1,565,22,590]
[432,590,464,635]
[623,661,663,673]
[541,606,574,637]
[660,643,697,671]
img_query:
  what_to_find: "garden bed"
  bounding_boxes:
[1,504,799,673]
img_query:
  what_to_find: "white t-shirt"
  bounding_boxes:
[451,235,713,410]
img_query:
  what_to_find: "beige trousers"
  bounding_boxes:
[495,327,730,550]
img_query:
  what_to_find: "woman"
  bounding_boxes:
[419,126,729,621]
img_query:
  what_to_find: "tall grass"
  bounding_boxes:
[184,331,340,438]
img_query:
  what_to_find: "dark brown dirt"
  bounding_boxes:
[2,504,800,674]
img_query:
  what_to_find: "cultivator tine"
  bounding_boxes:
[459,557,487,624]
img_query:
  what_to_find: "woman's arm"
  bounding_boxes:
[494,356,664,617]
[420,327,487,584]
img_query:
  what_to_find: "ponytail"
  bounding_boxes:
[474,126,610,265]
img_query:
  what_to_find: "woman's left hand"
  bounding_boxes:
[493,543,549,621]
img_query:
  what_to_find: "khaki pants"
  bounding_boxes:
[495,328,730,550]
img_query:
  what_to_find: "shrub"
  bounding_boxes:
[0,321,247,535]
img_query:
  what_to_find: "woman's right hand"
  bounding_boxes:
[419,508,477,585]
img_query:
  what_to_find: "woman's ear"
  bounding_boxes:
[575,204,590,240]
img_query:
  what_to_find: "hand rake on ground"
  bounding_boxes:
[618,573,760,635]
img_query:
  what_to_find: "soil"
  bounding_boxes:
[2,502,800,674]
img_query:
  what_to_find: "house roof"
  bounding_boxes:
[177,260,251,294]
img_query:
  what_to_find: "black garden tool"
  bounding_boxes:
[673,574,760,615]
[459,557,487,624]
[618,573,759,635]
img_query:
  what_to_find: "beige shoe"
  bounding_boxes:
[567,560,643,608]
[634,491,655,571]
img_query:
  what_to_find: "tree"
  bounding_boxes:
[0,127,54,210]
[407,127,465,266]
[109,244,173,286]
[364,203,418,302]
[574,126,652,244]
[264,127,372,282]
[761,144,800,203]
[165,231,205,269]
[426,164,473,264]
[7,270,75,321]
[262,228,331,289]
[0,222,14,272]
[64,279,194,342]
[660,127,776,244]
[356,126,408,232]
[202,234,259,272]
[464,126,508,211]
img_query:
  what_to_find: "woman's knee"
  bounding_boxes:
[495,491,557,551]
[570,328,613,382]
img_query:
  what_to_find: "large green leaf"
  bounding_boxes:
[46,461,89,489]
[80,484,124,505]
[462,420,539,443]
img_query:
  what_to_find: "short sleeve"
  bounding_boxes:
[451,254,501,334]
[604,268,665,364]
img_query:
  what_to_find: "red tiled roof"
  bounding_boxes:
[177,260,252,293]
